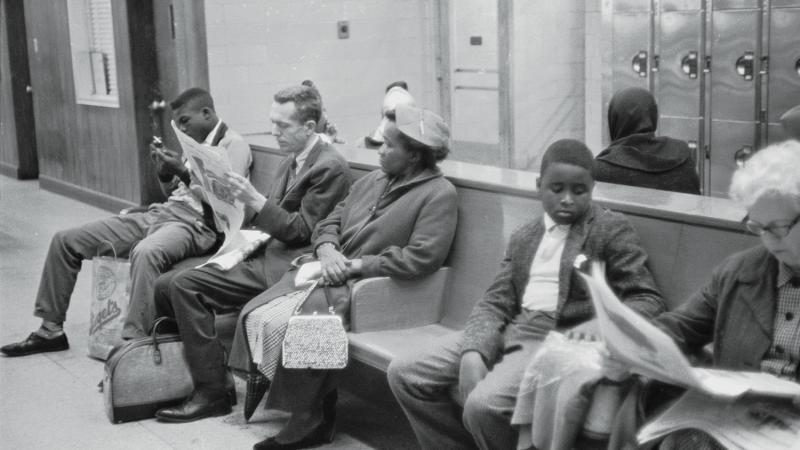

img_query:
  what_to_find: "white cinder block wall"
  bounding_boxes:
[205,0,439,145]
[205,0,601,170]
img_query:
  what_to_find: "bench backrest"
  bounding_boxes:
[248,144,758,329]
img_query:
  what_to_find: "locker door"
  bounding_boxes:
[611,11,654,93]
[766,6,800,145]
[608,0,653,92]
[708,6,761,197]
[655,4,705,177]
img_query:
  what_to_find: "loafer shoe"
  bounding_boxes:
[155,390,232,423]
[1,333,69,357]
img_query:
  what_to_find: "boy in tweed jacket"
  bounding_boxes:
[388,139,665,450]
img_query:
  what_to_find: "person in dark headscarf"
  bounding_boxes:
[780,104,800,141]
[595,87,701,195]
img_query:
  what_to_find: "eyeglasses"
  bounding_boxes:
[745,214,800,239]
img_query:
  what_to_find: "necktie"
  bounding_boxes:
[287,158,298,185]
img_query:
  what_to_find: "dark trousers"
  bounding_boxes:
[153,253,274,392]
[34,206,216,338]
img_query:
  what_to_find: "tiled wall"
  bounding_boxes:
[205,0,439,145]
[512,0,588,171]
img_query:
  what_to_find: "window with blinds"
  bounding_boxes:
[67,0,120,107]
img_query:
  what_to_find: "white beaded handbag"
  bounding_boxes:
[282,280,348,370]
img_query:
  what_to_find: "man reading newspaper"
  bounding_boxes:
[0,88,252,354]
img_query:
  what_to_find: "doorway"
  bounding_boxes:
[0,0,38,180]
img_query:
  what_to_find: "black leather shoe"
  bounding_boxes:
[1,333,69,357]
[155,389,232,423]
[253,419,336,450]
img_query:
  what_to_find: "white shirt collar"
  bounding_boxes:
[543,213,570,233]
[203,120,223,145]
[294,134,319,173]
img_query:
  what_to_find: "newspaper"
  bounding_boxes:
[578,262,800,399]
[172,122,265,270]
[197,229,270,271]
[578,263,800,448]
[637,391,800,449]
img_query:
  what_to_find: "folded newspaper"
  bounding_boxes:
[197,229,270,271]
[578,262,800,448]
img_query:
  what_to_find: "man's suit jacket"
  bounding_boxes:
[460,203,665,364]
[654,245,793,376]
[250,138,352,285]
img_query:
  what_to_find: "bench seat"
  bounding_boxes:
[348,324,457,372]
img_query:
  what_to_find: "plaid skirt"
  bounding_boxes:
[244,289,306,380]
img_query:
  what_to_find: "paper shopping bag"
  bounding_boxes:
[88,254,131,360]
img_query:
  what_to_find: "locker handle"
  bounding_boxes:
[631,51,648,78]
[796,58,800,77]
[735,52,755,81]
[681,52,699,79]
[734,145,754,168]
[687,140,699,164]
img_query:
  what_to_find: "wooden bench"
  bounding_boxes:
[236,139,758,375]
[160,139,757,374]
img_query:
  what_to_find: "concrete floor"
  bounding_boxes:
[0,176,418,450]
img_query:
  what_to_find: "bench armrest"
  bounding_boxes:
[350,267,450,333]
[120,205,148,215]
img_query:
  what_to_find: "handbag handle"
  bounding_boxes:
[95,240,119,260]
[150,316,177,365]
[292,279,321,315]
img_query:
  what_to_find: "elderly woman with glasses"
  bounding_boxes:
[644,139,800,448]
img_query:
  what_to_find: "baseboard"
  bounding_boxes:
[0,161,18,178]
[39,175,137,213]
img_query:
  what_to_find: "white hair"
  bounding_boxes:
[729,140,800,207]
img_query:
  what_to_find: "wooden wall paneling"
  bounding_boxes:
[0,0,19,175]
[24,0,149,207]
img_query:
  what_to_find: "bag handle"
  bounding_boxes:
[150,317,177,365]
[292,279,320,315]
[95,240,119,260]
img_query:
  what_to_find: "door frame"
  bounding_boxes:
[434,0,515,169]
[2,0,38,179]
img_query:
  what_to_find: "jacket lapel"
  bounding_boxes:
[556,207,594,310]
[735,250,777,342]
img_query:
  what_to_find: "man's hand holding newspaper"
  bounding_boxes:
[578,261,800,449]
[170,123,268,271]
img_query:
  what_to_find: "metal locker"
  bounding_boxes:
[708,5,762,197]
[609,0,654,93]
[766,5,800,144]
[654,4,705,176]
